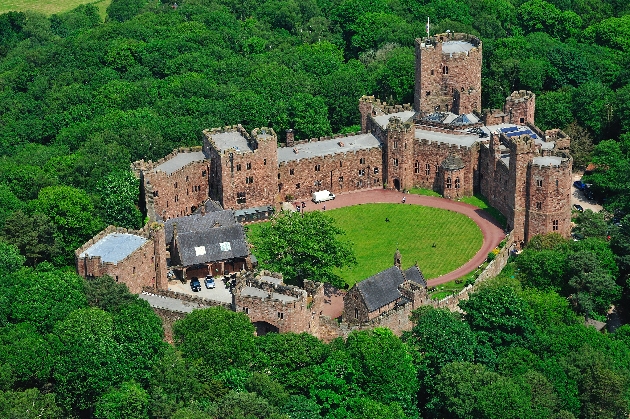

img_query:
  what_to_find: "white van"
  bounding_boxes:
[312,190,335,204]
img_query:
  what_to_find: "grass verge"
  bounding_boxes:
[460,194,507,228]
[0,0,111,17]
[408,187,441,197]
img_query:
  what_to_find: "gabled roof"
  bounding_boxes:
[174,224,249,266]
[354,264,428,312]
[404,266,427,287]
[356,266,405,312]
[164,211,237,243]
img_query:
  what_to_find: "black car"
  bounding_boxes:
[190,277,202,292]
[573,204,584,212]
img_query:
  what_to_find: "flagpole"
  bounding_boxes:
[426,17,430,38]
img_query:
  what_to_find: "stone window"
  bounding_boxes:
[315,164,321,171]
[393,141,398,149]
[153,190,159,197]
[360,157,365,164]
[246,176,253,184]
[278,173,280,179]
[520,118,525,124]
[296,183,300,189]
[174,182,178,188]
[430,69,434,75]
[358,180,363,187]
[174,195,179,202]
[202,170,206,177]
[244,307,249,314]
[425,91,431,96]
[278,183,282,192]
[246,162,252,170]
[556,179,559,188]
[236,163,242,171]
[443,65,449,75]
[358,169,365,176]
[446,177,452,189]
[425,163,431,175]
[186,176,189,182]
[536,202,542,210]
[414,161,420,174]
[374,167,379,174]
[340,161,343,167]
[277,312,284,319]
[290,168,294,175]
[455,177,460,189]
[553,220,559,231]
[536,179,543,187]
[263,159,267,165]
[461,87,465,92]
[354,308,359,319]
[237,192,246,204]
[166,201,168,208]
[339,176,343,183]
[115,275,118,282]
[133,267,136,274]
[393,158,398,167]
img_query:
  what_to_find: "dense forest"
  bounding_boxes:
[1,0,630,417]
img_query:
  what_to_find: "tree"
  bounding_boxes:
[30,185,104,265]
[250,210,356,287]
[344,328,419,418]
[84,275,139,311]
[172,307,256,374]
[107,0,149,22]
[1,211,61,266]
[564,122,594,170]
[0,388,63,419]
[0,240,24,274]
[459,286,535,348]
[96,169,143,230]
[94,381,150,419]
[53,308,122,412]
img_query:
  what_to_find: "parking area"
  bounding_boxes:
[572,174,603,212]
[168,277,233,304]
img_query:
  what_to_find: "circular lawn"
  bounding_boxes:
[327,203,483,287]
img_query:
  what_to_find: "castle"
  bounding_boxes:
[132,32,572,247]
[76,32,572,339]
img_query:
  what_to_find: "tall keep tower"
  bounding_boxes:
[414,33,482,115]
[384,117,415,191]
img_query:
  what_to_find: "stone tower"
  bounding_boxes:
[505,90,535,126]
[440,154,466,199]
[414,33,482,115]
[507,135,537,246]
[384,117,415,191]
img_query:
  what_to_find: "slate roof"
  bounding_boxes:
[356,266,406,312]
[442,40,475,54]
[441,154,465,171]
[210,131,253,153]
[277,133,381,163]
[404,266,427,287]
[164,211,237,243]
[372,111,416,129]
[354,264,428,312]
[175,224,249,266]
[79,233,147,263]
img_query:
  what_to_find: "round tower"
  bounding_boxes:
[414,33,482,115]
[440,154,466,199]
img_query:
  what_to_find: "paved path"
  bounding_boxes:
[299,188,506,288]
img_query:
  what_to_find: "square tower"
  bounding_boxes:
[414,33,482,115]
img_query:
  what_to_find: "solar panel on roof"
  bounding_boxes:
[501,127,518,133]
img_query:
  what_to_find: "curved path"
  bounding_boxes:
[300,188,506,287]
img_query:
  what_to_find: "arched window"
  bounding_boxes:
[446,177,452,189]
[443,66,449,75]
[425,164,431,175]
[455,177,460,188]
[414,161,420,174]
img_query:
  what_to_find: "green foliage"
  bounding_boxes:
[1,211,62,266]
[107,0,149,22]
[0,240,25,274]
[84,274,139,311]
[250,210,356,287]
[0,388,63,419]
[95,380,150,419]
[173,307,256,374]
[459,286,535,348]
[96,169,143,229]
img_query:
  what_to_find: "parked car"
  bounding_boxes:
[204,275,215,289]
[190,277,201,292]
[573,204,584,212]
[572,232,584,241]
[573,180,587,190]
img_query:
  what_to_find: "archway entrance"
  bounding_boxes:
[253,321,279,336]
[393,178,400,191]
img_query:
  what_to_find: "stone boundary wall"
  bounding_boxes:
[142,286,231,310]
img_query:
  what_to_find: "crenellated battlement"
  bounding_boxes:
[132,147,205,175]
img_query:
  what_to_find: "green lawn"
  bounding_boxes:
[248,203,483,288]
[408,187,441,197]
[0,0,110,17]
[460,194,507,228]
